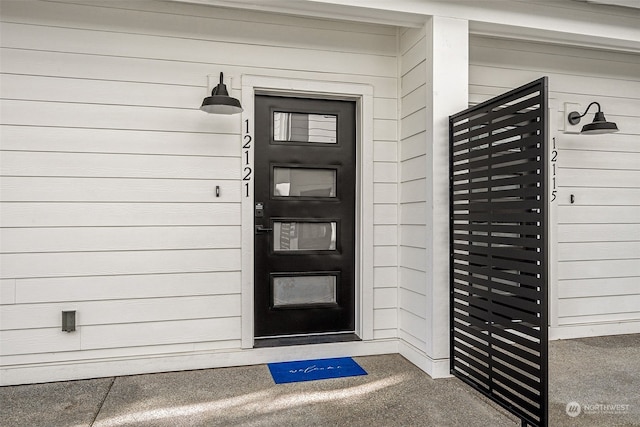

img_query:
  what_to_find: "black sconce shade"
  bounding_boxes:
[200,72,243,115]
[568,102,619,135]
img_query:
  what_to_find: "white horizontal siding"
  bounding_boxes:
[5,272,240,304]
[1,23,396,77]
[1,151,241,179]
[1,279,16,304]
[0,48,399,99]
[1,177,241,202]
[470,35,640,335]
[0,0,399,378]
[0,340,242,367]
[0,203,241,227]
[1,295,241,331]
[558,224,640,242]
[1,249,241,278]
[0,126,241,157]
[0,226,240,253]
[558,206,640,224]
[398,25,427,353]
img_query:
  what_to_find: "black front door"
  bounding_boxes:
[254,95,356,340]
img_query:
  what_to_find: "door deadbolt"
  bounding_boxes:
[255,202,264,218]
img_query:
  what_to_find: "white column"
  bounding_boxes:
[424,16,468,377]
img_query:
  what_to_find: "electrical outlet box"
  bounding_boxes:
[62,310,76,332]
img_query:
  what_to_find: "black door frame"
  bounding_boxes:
[253,95,357,341]
[238,76,377,349]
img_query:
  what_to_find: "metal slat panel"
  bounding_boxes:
[450,77,548,427]
[453,264,542,289]
[452,223,541,235]
[454,349,490,377]
[452,133,541,160]
[452,94,542,134]
[453,272,540,300]
[492,370,541,403]
[451,233,541,249]
[453,148,539,168]
[454,293,536,330]
[494,359,541,391]
[452,147,542,172]
[453,299,540,334]
[492,348,542,379]
[452,186,541,200]
[453,321,542,372]
[455,337,491,364]
[453,281,541,314]
[456,200,543,214]
[492,382,541,419]
[454,253,542,275]
[453,119,541,144]
[453,243,542,262]
[454,367,491,392]
[452,213,541,225]
[452,172,541,191]
[453,161,543,182]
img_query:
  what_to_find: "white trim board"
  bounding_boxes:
[240,75,375,348]
[550,321,640,340]
[398,340,451,379]
[0,339,397,386]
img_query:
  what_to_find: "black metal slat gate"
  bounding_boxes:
[449,78,548,427]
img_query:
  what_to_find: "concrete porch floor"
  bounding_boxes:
[1,334,639,426]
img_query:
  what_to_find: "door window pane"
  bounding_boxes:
[274,112,337,144]
[273,275,337,307]
[273,167,336,197]
[274,222,336,251]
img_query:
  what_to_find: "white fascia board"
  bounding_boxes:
[168,0,640,52]
[470,21,640,54]
[585,0,640,9]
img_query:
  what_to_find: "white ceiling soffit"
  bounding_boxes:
[470,21,640,54]
[169,0,640,53]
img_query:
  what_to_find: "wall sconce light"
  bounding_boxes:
[200,72,243,115]
[567,102,618,135]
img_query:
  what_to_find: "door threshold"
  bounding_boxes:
[254,333,361,348]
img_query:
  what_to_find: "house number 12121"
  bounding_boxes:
[243,119,252,197]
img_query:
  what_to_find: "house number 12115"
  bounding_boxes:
[550,137,557,203]
[243,119,252,197]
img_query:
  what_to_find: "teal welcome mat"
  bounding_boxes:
[268,357,367,384]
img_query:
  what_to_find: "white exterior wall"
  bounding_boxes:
[0,0,399,385]
[1,0,638,387]
[399,25,429,363]
[469,35,640,339]
[398,18,467,378]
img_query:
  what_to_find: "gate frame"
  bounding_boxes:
[449,77,549,427]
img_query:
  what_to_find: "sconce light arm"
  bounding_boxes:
[568,101,601,125]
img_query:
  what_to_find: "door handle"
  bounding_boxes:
[255,225,273,234]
